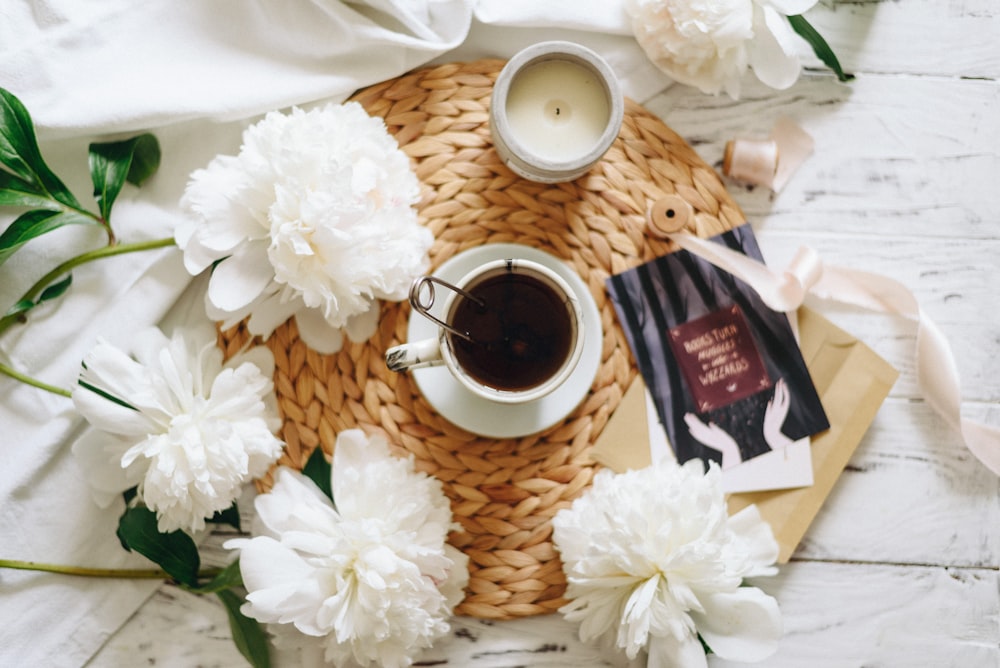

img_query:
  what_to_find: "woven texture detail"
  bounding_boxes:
[217,58,744,619]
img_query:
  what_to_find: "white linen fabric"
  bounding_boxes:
[0,0,473,137]
[0,1,672,666]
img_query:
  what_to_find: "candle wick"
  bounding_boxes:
[556,107,561,116]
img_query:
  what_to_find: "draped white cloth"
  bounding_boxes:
[0,1,669,666]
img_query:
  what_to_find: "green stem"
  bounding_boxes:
[25,236,175,308]
[0,558,222,581]
[0,236,177,396]
[101,216,117,246]
[0,361,72,397]
[1,558,169,579]
[0,236,176,335]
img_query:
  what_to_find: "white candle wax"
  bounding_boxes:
[504,59,611,163]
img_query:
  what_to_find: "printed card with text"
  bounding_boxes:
[606,223,829,484]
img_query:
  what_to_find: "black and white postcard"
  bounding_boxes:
[607,223,829,485]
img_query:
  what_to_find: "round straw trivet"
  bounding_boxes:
[218,58,744,620]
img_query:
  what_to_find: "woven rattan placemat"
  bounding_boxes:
[218,58,744,619]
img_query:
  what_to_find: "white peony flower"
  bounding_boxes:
[552,459,781,667]
[71,322,284,534]
[226,429,469,668]
[626,0,819,98]
[177,101,433,354]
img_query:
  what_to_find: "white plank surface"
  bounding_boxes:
[90,1,1000,666]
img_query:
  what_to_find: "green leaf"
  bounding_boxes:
[88,133,160,221]
[190,559,244,594]
[125,133,160,186]
[2,273,72,321]
[207,502,242,532]
[0,208,96,266]
[116,505,201,587]
[37,272,72,302]
[0,169,58,210]
[122,486,138,505]
[3,298,34,321]
[0,88,82,209]
[217,588,271,668]
[77,376,138,411]
[789,15,854,83]
[302,446,334,504]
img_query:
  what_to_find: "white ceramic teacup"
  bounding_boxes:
[385,258,585,405]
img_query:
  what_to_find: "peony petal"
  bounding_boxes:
[749,5,803,90]
[762,0,819,16]
[294,306,345,355]
[691,587,782,662]
[726,504,780,576]
[181,156,265,247]
[234,536,312,595]
[178,236,221,276]
[440,544,470,611]
[331,428,386,504]
[130,326,176,367]
[207,243,275,312]
[70,430,142,506]
[623,574,660,625]
[648,631,709,668]
[254,467,338,537]
[234,535,329,633]
[72,382,155,436]
[78,338,147,393]
[178,153,270,274]
[195,214,262,255]
[627,0,754,98]
[226,344,276,379]
[343,302,380,344]
[173,215,219,275]
[173,215,196,250]
[244,290,300,340]
[74,341,162,436]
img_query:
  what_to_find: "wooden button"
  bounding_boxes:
[648,195,693,237]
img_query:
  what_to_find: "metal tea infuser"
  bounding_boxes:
[408,275,487,343]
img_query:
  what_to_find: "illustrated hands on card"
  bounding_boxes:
[684,379,795,470]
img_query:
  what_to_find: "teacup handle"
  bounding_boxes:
[385,337,443,372]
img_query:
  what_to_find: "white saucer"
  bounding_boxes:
[408,243,602,438]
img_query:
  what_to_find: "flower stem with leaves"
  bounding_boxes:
[0,87,176,393]
[0,88,272,668]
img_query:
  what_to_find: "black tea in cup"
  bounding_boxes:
[449,272,574,392]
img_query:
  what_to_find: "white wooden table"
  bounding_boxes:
[90,2,999,666]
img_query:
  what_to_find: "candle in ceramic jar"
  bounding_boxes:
[505,59,611,163]
[490,41,623,183]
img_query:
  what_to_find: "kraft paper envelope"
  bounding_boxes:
[590,306,899,563]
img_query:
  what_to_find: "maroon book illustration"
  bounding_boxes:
[606,223,829,469]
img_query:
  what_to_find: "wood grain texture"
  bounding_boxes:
[92,1,1000,665]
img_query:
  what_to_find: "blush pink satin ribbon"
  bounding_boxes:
[667,231,1000,476]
